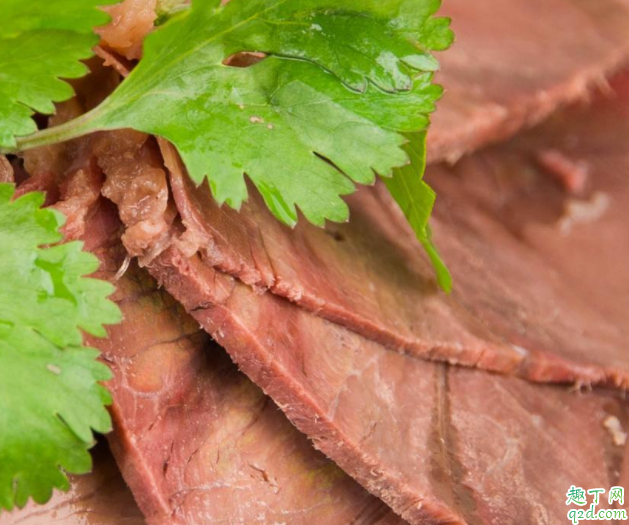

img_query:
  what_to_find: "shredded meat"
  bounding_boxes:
[97,0,157,60]
[94,130,175,262]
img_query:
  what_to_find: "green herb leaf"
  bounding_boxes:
[0,184,121,511]
[6,0,453,288]
[0,0,115,149]
[40,0,451,227]
[385,133,452,292]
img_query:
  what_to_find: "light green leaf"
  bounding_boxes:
[384,133,452,292]
[0,0,116,148]
[0,184,121,511]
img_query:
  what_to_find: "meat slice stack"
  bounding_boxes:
[87,212,404,525]
[94,66,627,525]
[3,0,629,523]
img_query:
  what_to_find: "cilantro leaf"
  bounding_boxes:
[43,0,451,228]
[384,133,452,292]
[5,0,453,288]
[0,0,115,149]
[0,184,121,511]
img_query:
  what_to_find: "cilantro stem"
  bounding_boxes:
[5,108,104,154]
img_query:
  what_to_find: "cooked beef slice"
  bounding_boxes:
[84,210,404,525]
[147,245,627,525]
[496,72,629,327]
[445,368,627,524]
[428,0,629,163]
[131,68,629,525]
[150,74,629,388]
[0,443,145,525]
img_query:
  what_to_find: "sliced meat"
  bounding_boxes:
[84,206,405,525]
[428,0,629,162]
[446,368,626,524]
[147,245,626,525]
[134,64,628,525]
[496,71,629,326]
[161,143,524,376]
[152,71,629,388]
[13,90,406,523]
[0,442,145,525]
[425,72,629,386]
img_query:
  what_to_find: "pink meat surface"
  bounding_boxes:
[86,117,628,524]
[161,142,522,376]
[147,244,626,525]
[7,3,629,520]
[134,67,629,525]
[425,72,629,387]
[82,203,405,525]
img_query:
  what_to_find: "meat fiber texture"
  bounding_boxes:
[5,0,629,521]
[80,196,405,523]
[3,64,626,525]
[146,241,628,524]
